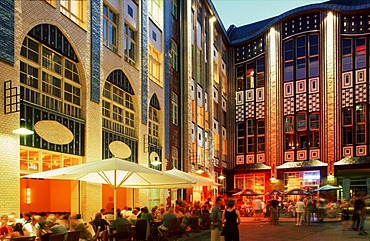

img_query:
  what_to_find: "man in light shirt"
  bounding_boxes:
[295,198,305,226]
[22,216,40,237]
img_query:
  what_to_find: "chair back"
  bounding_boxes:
[100,230,108,241]
[49,233,65,241]
[201,213,211,229]
[189,217,200,231]
[115,224,131,241]
[40,233,52,241]
[11,236,36,241]
[134,219,149,241]
[66,231,81,241]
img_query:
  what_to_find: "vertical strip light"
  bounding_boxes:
[26,187,31,204]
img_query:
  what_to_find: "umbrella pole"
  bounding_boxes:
[114,187,117,219]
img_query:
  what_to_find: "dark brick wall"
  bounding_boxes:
[0,0,14,65]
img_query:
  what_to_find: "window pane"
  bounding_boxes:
[309,113,319,130]
[297,113,307,131]
[355,38,366,69]
[343,108,353,125]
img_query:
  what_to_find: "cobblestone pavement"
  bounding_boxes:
[181,216,370,241]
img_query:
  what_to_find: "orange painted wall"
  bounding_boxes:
[102,184,127,212]
[20,179,71,213]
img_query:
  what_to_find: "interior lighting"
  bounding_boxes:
[26,187,31,204]
[218,174,225,180]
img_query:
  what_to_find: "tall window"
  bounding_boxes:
[246,119,255,153]
[60,0,85,27]
[355,104,366,144]
[284,34,319,80]
[20,36,82,119]
[355,38,366,69]
[296,112,308,149]
[124,23,136,65]
[172,146,179,169]
[103,4,118,53]
[102,82,136,137]
[149,46,162,85]
[257,120,265,152]
[256,58,265,87]
[236,66,245,91]
[342,39,352,72]
[171,40,178,71]
[149,0,161,24]
[171,92,178,125]
[171,0,178,19]
[149,106,160,144]
[284,116,295,150]
[309,113,320,148]
[342,108,353,145]
[237,123,245,154]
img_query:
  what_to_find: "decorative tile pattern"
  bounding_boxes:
[355,83,367,103]
[91,0,102,103]
[296,80,306,94]
[284,82,294,97]
[257,153,265,163]
[246,89,254,102]
[245,102,255,118]
[256,87,264,102]
[310,149,320,159]
[236,155,245,165]
[309,78,319,93]
[283,13,320,38]
[341,88,354,108]
[141,0,149,124]
[256,102,265,119]
[356,69,366,84]
[343,146,353,157]
[246,154,254,164]
[235,105,244,122]
[342,72,352,89]
[297,150,307,161]
[0,0,14,64]
[236,91,244,105]
[284,151,295,162]
[309,93,320,112]
[296,93,307,111]
[356,145,367,156]
[235,38,264,63]
[284,97,295,115]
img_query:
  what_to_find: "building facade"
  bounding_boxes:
[230,0,370,199]
[0,0,229,218]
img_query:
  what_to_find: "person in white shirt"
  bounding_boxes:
[295,198,305,226]
[22,216,40,237]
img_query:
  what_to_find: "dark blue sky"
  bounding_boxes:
[213,0,325,28]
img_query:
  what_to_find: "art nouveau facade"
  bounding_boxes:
[0,0,229,218]
[230,0,370,199]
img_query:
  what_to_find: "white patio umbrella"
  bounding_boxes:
[313,184,342,192]
[22,157,195,218]
[165,168,220,187]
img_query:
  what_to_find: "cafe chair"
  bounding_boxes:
[49,233,65,241]
[115,224,131,241]
[134,219,150,241]
[189,217,200,232]
[162,218,181,241]
[66,231,81,241]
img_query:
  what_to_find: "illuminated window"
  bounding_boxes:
[102,82,136,137]
[171,92,178,125]
[103,4,118,53]
[256,58,265,87]
[149,46,162,85]
[284,116,295,150]
[124,23,136,65]
[149,0,161,24]
[236,66,245,91]
[44,0,56,7]
[60,0,85,27]
[342,38,352,72]
[149,106,160,143]
[246,63,254,89]
[20,36,82,119]
[170,40,178,71]
[172,146,178,169]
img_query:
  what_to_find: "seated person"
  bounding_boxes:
[140,208,154,222]
[69,215,93,241]
[180,208,191,229]
[111,213,129,231]
[127,209,138,225]
[92,213,109,233]
[158,207,177,235]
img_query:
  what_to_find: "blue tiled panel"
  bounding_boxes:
[91,0,101,103]
[0,0,14,65]
[163,1,171,157]
[141,0,148,124]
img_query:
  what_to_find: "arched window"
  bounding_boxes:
[20,28,82,119]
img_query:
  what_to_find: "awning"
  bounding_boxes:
[277,159,327,169]
[334,156,370,166]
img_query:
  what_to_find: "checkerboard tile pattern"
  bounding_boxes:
[341,88,354,108]
[256,102,265,119]
[245,102,255,118]
[355,83,367,103]
[309,93,320,112]
[235,105,244,122]
[296,93,307,111]
[284,97,295,115]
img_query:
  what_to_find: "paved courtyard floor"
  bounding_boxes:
[181,216,370,241]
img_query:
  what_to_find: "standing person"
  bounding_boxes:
[221,199,241,241]
[210,196,224,241]
[295,198,305,226]
[351,194,361,231]
[358,194,368,236]
[269,199,280,225]
[340,200,350,231]
[252,197,262,221]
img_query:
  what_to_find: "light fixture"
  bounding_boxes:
[26,187,31,204]
[195,169,204,174]
[327,172,335,181]
[12,118,34,135]
[270,176,277,183]
[218,174,225,180]
[150,152,161,166]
